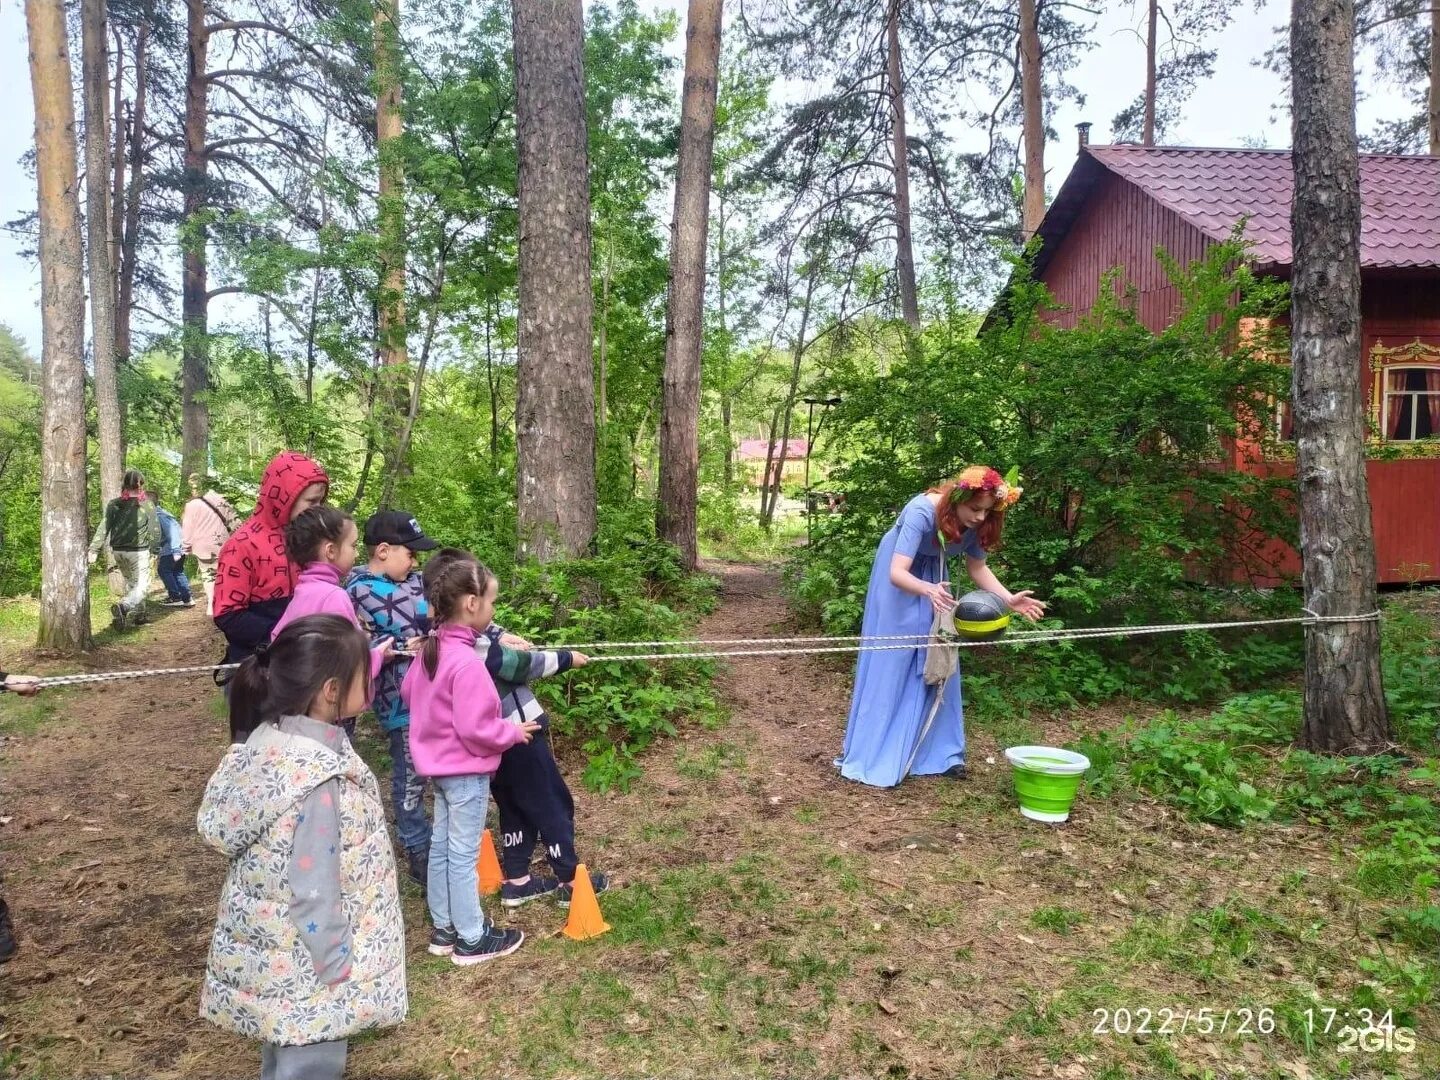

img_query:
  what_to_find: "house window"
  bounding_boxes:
[1381,366,1440,441]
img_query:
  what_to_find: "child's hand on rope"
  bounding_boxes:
[517,719,543,743]
[403,635,426,655]
[571,651,590,668]
[500,632,533,650]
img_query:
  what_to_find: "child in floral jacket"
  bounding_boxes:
[197,613,407,1079]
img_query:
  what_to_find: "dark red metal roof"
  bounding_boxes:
[1085,145,1440,269]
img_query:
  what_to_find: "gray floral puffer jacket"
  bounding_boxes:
[197,723,407,1045]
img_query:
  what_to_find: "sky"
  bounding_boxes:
[0,0,1411,359]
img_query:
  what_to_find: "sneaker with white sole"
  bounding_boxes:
[556,871,610,908]
[452,926,524,965]
[500,875,559,908]
[427,926,457,956]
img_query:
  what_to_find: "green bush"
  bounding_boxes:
[788,235,1301,709]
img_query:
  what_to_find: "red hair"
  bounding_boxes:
[929,480,1006,552]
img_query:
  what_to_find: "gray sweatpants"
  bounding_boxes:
[111,549,151,614]
[260,1040,346,1080]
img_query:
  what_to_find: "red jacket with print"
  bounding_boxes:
[213,452,328,662]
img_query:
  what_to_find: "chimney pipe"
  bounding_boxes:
[1077,121,1092,149]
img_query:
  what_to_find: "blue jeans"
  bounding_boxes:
[428,774,490,940]
[156,554,191,603]
[387,727,430,852]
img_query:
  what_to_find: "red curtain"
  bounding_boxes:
[1386,370,1407,438]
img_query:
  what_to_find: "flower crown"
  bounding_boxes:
[949,464,1022,511]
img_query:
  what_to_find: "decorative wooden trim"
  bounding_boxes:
[1369,338,1440,453]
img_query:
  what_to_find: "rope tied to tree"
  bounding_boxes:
[23,610,1384,689]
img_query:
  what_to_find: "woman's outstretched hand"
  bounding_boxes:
[926,581,956,614]
[1006,590,1047,621]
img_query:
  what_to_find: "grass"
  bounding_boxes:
[5,585,1440,1080]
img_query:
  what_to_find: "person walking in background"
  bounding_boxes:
[154,499,194,608]
[88,469,160,630]
[181,474,238,615]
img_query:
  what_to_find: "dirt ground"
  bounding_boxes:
[1,567,1433,1079]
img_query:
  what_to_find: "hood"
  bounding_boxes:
[253,452,329,529]
[196,736,342,859]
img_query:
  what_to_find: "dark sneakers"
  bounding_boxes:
[943,763,968,780]
[452,926,524,966]
[556,871,610,909]
[427,926,457,956]
[500,875,560,908]
[405,845,429,888]
[0,897,17,963]
[110,603,127,630]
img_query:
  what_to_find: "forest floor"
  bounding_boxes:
[1,564,1435,1079]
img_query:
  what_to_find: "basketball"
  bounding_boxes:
[953,590,1011,640]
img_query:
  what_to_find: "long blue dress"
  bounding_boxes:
[838,494,986,788]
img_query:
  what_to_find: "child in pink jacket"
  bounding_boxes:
[401,550,539,966]
[273,506,392,695]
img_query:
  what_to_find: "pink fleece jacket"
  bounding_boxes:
[401,624,528,778]
[270,562,385,680]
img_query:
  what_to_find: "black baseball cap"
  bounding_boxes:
[363,510,439,551]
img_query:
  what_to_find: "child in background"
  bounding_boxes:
[154,499,194,608]
[454,565,606,908]
[272,506,392,686]
[345,511,439,887]
[197,614,407,1080]
[402,552,539,965]
[213,451,329,666]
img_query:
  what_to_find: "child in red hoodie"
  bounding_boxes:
[213,452,329,666]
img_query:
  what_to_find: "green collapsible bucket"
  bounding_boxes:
[1003,746,1091,823]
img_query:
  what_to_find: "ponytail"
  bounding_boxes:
[421,634,442,680]
[228,643,272,743]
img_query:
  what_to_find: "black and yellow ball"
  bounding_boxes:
[953,590,1011,640]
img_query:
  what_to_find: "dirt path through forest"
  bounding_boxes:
[3,566,1419,1079]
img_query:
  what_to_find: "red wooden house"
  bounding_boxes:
[1020,142,1440,584]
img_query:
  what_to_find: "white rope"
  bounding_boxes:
[26,610,1381,689]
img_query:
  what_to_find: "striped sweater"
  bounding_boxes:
[478,625,574,727]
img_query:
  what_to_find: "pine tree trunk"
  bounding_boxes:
[27,0,94,653]
[1143,0,1157,146]
[657,0,722,570]
[511,0,596,562]
[885,0,920,327]
[1289,0,1389,753]
[1019,0,1046,238]
[1430,1,1439,155]
[81,0,122,507]
[116,23,147,368]
[180,0,209,486]
[109,26,125,317]
[375,0,409,494]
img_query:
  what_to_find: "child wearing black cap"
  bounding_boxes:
[346,510,439,884]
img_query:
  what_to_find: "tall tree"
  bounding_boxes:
[375,0,408,496]
[512,0,597,561]
[1113,1,1234,145]
[1289,0,1389,752]
[27,0,94,652]
[884,0,919,326]
[1018,0,1045,237]
[180,0,209,485]
[1354,0,1440,152]
[81,0,123,507]
[657,0,722,569]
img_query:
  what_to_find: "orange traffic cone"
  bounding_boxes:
[477,828,503,896]
[562,864,611,941]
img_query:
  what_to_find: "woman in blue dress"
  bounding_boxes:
[838,466,1046,788]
